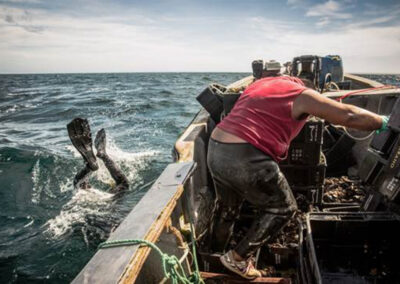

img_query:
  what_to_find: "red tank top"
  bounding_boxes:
[218,76,308,162]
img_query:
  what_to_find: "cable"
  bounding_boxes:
[336,85,394,102]
[336,94,383,141]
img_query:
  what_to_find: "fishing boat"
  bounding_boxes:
[72,56,400,284]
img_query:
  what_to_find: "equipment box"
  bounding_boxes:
[303,212,400,284]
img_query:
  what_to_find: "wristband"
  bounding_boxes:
[376,115,389,134]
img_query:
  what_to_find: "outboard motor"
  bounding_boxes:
[263,60,281,77]
[319,55,344,89]
[291,55,321,89]
[252,60,264,79]
[252,59,282,80]
[291,55,344,90]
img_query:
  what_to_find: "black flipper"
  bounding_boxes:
[94,128,106,158]
[94,128,129,193]
[67,118,99,171]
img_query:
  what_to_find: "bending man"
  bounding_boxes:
[207,76,387,279]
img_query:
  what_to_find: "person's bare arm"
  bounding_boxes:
[292,89,383,131]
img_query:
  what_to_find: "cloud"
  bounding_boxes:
[1,7,44,33]
[287,0,303,6]
[0,1,399,73]
[306,0,352,19]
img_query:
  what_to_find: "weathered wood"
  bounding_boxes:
[72,162,195,284]
[200,272,291,284]
[226,75,254,90]
[345,73,384,88]
[325,87,400,99]
[175,121,207,162]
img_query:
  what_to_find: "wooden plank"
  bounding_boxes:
[325,87,400,99]
[345,73,384,88]
[200,272,291,284]
[72,162,195,284]
[119,184,184,283]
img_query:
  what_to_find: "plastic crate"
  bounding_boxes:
[363,136,400,206]
[284,143,322,166]
[388,97,400,132]
[303,212,400,284]
[196,85,224,123]
[280,163,326,188]
[362,190,384,211]
[281,119,324,166]
[293,119,324,145]
[221,93,241,117]
[370,130,398,157]
[292,185,323,206]
[359,151,387,185]
[321,177,365,211]
[323,126,356,176]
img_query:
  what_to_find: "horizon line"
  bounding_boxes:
[0,71,399,76]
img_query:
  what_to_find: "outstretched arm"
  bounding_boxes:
[292,89,383,131]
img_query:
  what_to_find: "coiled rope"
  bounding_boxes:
[99,239,203,284]
[98,199,204,284]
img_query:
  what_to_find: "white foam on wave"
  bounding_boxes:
[44,187,114,238]
[6,104,18,113]
[45,134,160,238]
[31,159,42,204]
[66,135,160,184]
[94,138,159,183]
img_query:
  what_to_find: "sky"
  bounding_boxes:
[0,0,399,73]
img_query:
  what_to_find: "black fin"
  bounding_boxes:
[94,128,106,157]
[67,118,99,171]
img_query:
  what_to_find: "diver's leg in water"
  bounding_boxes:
[74,163,92,189]
[94,129,129,192]
[67,118,99,171]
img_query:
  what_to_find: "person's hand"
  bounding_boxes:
[376,115,389,134]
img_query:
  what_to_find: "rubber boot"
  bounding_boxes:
[235,213,291,259]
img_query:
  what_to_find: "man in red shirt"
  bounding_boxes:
[207,76,388,279]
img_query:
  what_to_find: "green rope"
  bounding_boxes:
[98,238,204,284]
[185,200,203,284]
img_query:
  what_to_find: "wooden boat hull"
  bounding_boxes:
[73,74,400,283]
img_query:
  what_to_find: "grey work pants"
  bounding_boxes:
[207,138,297,258]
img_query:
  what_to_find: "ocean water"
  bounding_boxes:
[0,72,399,283]
[0,72,248,283]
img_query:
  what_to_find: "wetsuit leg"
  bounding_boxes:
[74,163,92,189]
[95,129,129,193]
[67,118,99,171]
